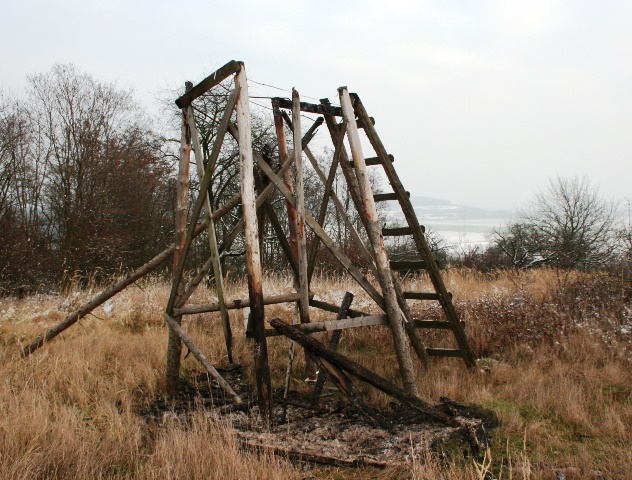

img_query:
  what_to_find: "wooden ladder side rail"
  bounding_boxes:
[339,87,418,396]
[351,93,477,369]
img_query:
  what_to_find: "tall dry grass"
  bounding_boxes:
[0,268,630,478]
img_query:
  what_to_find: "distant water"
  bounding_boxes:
[385,196,514,251]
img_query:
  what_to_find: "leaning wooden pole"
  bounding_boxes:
[165,314,244,408]
[338,87,418,396]
[21,246,174,357]
[235,63,273,422]
[165,89,192,394]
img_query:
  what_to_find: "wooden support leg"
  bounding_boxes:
[165,314,243,408]
[166,90,192,394]
[338,87,418,395]
[235,65,272,423]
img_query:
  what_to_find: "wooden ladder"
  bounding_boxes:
[348,92,477,368]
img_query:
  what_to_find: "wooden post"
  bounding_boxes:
[338,87,418,396]
[291,89,311,328]
[235,64,272,422]
[165,87,192,394]
[186,104,233,363]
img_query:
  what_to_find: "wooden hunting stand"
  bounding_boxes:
[22,60,477,426]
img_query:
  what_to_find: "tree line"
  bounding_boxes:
[1,65,630,296]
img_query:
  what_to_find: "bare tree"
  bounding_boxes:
[494,175,617,270]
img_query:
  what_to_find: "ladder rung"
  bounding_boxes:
[390,260,427,271]
[349,154,394,167]
[404,292,441,300]
[414,320,455,329]
[426,348,463,358]
[374,191,410,202]
[382,226,414,236]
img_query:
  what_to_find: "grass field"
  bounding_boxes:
[0,268,630,479]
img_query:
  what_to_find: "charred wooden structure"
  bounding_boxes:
[22,61,477,426]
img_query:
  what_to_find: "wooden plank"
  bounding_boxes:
[339,86,418,396]
[382,227,414,236]
[426,348,463,358]
[164,314,244,407]
[174,292,306,316]
[374,192,409,202]
[272,97,343,117]
[349,154,394,167]
[235,65,272,422]
[175,60,241,108]
[308,299,367,318]
[390,260,427,271]
[404,292,450,301]
[351,93,477,369]
[414,321,457,330]
[269,318,455,426]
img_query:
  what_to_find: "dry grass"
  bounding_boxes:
[0,268,631,478]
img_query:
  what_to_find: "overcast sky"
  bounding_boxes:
[2,0,630,210]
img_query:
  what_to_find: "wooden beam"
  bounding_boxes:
[374,192,408,202]
[389,260,427,271]
[404,292,446,301]
[175,60,241,108]
[174,292,307,316]
[382,227,414,236]
[272,97,343,117]
[308,299,367,318]
[312,292,354,405]
[349,154,394,167]
[235,65,272,423]
[269,318,455,426]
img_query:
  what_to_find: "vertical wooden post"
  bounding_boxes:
[235,64,273,422]
[338,87,418,396]
[186,105,233,363]
[166,83,192,394]
[291,89,311,328]
[272,103,299,266]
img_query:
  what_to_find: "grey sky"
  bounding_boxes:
[2,0,630,210]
